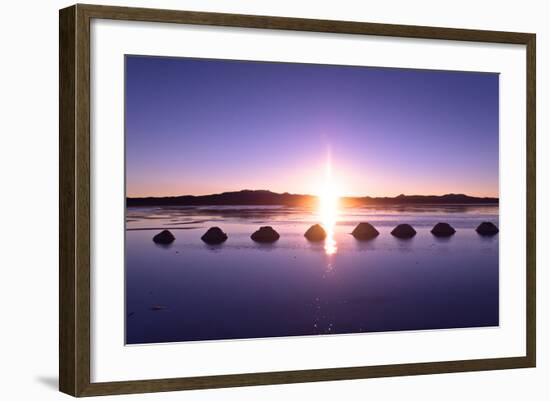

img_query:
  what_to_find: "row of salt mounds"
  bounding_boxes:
[151,222,499,244]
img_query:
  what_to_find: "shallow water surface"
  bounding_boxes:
[126,205,499,344]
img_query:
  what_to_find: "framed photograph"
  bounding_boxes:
[59,4,536,397]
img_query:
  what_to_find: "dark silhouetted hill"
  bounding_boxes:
[127,190,498,207]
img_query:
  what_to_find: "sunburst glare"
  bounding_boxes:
[318,155,340,255]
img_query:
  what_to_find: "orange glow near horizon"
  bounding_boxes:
[126,160,499,199]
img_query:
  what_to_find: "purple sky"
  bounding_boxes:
[125,55,499,198]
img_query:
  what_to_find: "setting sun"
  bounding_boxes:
[318,156,340,255]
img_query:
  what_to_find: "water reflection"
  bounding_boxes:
[125,205,500,344]
[320,196,338,271]
[324,226,337,255]
[324,254,336,272]
[320,193,339,256]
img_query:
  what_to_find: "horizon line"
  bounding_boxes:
[126,189,499,199]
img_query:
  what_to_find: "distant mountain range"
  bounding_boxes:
[127,190,498,207]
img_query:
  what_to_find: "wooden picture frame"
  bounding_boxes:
[59,3,536,397]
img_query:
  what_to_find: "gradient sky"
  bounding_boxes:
[125,55,499,198]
